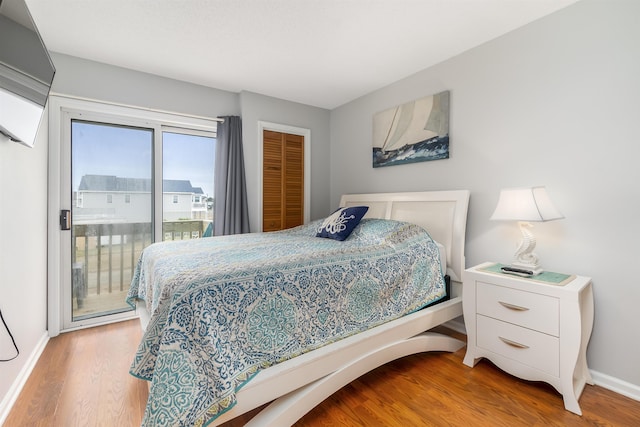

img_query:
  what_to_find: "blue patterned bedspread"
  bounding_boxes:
[127,218,445,426]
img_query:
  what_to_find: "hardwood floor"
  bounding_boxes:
[5,320,640,426]
[4,320,147,427]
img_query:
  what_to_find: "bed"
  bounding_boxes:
[127,190,470,426]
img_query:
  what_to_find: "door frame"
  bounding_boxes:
[257,121,311,232]
[47,94,218,336]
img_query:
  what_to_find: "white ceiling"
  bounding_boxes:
[24,0,579,109]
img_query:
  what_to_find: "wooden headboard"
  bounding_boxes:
[339,190,470,282]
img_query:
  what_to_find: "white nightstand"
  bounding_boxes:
[462,262,594,415]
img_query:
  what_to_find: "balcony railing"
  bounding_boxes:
[72,220,211,315]
[162,219,209,241]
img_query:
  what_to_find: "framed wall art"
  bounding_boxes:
[372,90,449,168]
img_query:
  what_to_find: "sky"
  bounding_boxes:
[71,121,215,197]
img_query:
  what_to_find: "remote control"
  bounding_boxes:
[501,266,534,277]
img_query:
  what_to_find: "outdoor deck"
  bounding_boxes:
[72,220,210,319]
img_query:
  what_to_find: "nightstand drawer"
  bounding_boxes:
[477,315,559,377]
[476,281,559,336]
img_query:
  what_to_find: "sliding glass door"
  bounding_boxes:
[162,130,215,241]
[52,98,217,332]
[70,120,153,321]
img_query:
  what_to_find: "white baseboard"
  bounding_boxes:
[591,370,640,402]
[0,332,49,425]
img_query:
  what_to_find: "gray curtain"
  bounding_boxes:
[214,116,250,235]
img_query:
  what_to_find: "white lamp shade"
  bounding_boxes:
[490,187,564,222]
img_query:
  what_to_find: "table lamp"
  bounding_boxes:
[490,186,564,275]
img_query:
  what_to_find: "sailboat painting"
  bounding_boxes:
[372,91,449,168]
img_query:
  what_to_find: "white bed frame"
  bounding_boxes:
[205,190,470,426]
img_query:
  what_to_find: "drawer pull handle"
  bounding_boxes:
[499,336,529,349]
[499,301,529,311]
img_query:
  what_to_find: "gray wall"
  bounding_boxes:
[51,53,240,117]
[330,0,640,390]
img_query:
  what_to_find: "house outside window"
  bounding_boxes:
[76,176,209,223]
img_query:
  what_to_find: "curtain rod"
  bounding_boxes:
[48,92,225,122]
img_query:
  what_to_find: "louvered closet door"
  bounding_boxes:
[263,130,283,231]
[263,130,304,231]
[283,133,304,228]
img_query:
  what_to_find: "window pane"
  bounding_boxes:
[162,132,215,240]
[71,120,152,321]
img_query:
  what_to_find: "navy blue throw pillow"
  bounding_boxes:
[316,206,369,241]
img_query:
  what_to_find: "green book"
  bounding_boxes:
[480,263,574,286]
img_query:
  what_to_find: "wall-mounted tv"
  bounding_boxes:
[0,0,55,147]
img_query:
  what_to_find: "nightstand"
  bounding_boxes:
[462,262,594,415]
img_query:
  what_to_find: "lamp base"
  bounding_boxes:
[511,221,544,275]
[509,261,543,276]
